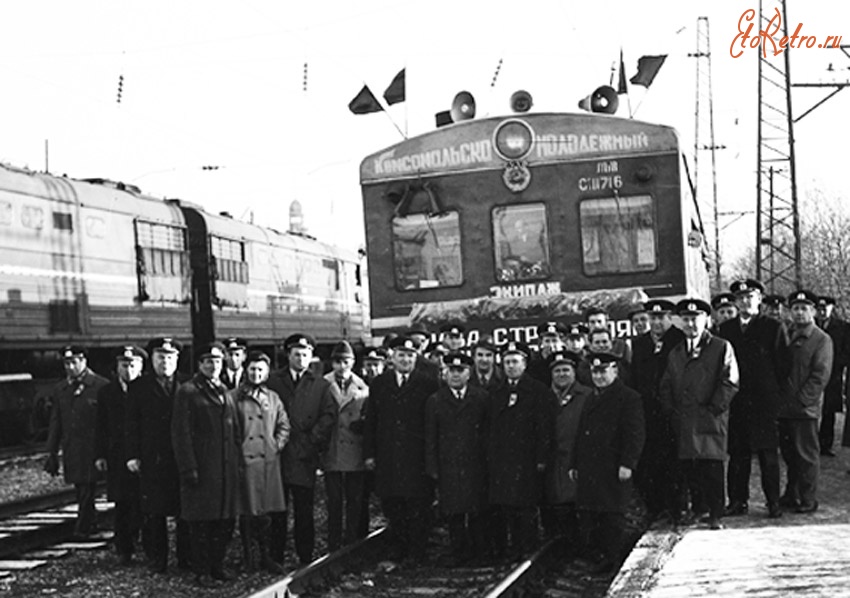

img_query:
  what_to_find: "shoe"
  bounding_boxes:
[820,448,836,457]
[778,495,799,509]
[210,567,234,581]
[724,501,748,516]
[707,517,724,530]
[795,501,818,514]
[767,503,783,519]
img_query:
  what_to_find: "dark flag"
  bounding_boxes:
[348,85,383,114]
[629,55,667,88]
[383,68,405,105]
[617,50,628,94]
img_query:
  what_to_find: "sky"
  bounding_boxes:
[1,0,848,275]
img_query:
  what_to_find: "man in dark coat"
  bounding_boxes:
[220,337,247,390]
[425,353,489,566]
[569,352,644,574]
[172,341,242,586]
[528,321,567,387]
[45,345,109,538]
[778,291,833,513]
[718,280,786,518]
[487,341,553,558]
[544,350,591,546]
[659,300,739,530]
[631,300,685,524]
[267,333,336,565]
[363,335,439,564]
[125,337,190,573]
[95,345,147,564]
[711,293,738,331]
[469,338,503,392]
[815,296,850,457]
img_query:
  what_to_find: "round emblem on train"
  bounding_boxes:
[492,118,535,161]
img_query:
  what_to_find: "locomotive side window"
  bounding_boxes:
[52,212,73,231]
[492,204,551,282]
[579,195,657,275]
[134,220,188,277]
[211,236,248,283]
[392,211,462,290]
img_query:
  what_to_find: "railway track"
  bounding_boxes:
[247,528,622,598]
[0,444,47,466]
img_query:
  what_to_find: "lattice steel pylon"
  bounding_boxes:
[691,16,722,291]
[755,0,801,292]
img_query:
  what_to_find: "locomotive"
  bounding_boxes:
[0,162,369,444]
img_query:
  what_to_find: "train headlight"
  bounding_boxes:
[493,119,534,161]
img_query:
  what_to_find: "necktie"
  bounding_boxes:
[400,374,407,388]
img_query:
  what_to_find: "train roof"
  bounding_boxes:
[360,112,681,184]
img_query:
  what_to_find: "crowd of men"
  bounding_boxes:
[42,279,849,583]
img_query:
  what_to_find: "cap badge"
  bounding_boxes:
[688,303,696,311]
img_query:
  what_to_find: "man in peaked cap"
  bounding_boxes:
[777,290,832,514]
[45,345,109,539]
[762,294,785,321]
[361,347,387,384]
[569,351,644,574]
[440,322,467,353]
[95,345,148,564]
[528,321,567,387]
[629,305,651,338]
[364,335,440,564]
[631,299,686,525]
[221,337,248,390]
[711,293,739,330]
[469,337,503,392]
[718,280,786,519]
[425,352,490,566]
[267,333,336,565]
[126,337,191,573]
[814,296,850,457]
[486,341,554,558]
[659,299,739,530]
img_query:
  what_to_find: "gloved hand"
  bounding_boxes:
[181,469,200,487]
[44,454,60,476]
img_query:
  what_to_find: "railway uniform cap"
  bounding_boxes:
[363,347,387,362]
[676,299,712,316]
[224,337,248,351]
[284,333,315,352]
[787,290,817,307]
[627,304,648,319]
[439,322,466,337]
[645,299,676,314]
[565,323,590,338]
[588,352,618,370]
[60,345,87,359]
[198,341,226,360]
[388,335,418,353]
[381,332,399,349]
[501,341,530,358]
[730,279,765,295]
[443,352,473,369]
[817,295,836,307]
[245,350,271,365]
[331,341,355,360]
[471,338,497,354]
[407,322,431,338]
[763,294,785,308]
[426,342,449,358]
[710,293,737,310]
[537,321,567,338]
[116,345,148,362]
[148,337,182,354]
[548,350,581,370]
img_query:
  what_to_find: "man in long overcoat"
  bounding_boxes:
[172,341,242,586]
[487,341,553,558]
[569,353,644,574]
[267,333,336,565]
[815,296,850,456]
[95,345,147,563]
[631,300,685,524]
[233,350,289,574]
[425,353,489,566]
[125,337,190,573]
[659,299,739,530]
[778,290,833,513]
[363,335,439,563]
[718,279,786,518]
[469,338,504,392]
[45,345,109,538]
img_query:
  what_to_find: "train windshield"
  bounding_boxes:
[492,203,551,282]
[392,211,462,290]
[579,195,657,275]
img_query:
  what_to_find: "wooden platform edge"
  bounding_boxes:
[606,529,683,598]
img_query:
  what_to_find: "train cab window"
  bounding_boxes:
[492,204,551,282]
[52,212,73,231]
[211,236,248,283]
[135,220,188,277]
[580,195,657,275]
[392,211,462,290]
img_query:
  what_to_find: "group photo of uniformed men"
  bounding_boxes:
[41,278,848,582]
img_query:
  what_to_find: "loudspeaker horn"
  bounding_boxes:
[578,85,619,114]
[450,91,476,122]
[510,90,533,113]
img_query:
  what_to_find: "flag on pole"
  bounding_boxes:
[629,55,667,88]
[617,49,628,94]
[348,85,383,114]
[383,68,405,105]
